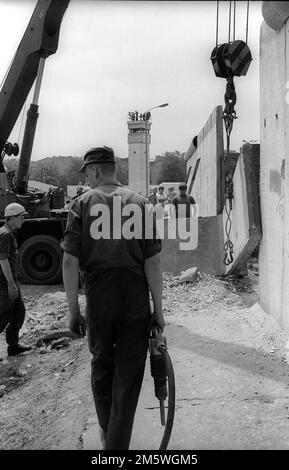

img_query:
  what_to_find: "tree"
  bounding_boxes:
[116,157,128,185]
[33,162,61,187]
[65,157,86,186]
[156,151,186,184]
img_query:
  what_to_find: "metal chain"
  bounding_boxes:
[223,76,237,266]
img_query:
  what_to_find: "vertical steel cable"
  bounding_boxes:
[216,0,219,46]
[246,0,250,43]
[233,1,236,41]
[228,0,232,42]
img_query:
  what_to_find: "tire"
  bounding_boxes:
[19,235,62,285]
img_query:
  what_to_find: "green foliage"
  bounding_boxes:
[4,151,186,190]
[116,157,128,185]
[33,162,61,186]
[155,151,186,184]
[64,157,85,186]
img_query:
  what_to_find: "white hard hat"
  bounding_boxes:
[4,203,28,217]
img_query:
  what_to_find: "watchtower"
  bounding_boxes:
[127,111,151,196]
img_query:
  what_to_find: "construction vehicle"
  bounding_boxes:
[0,0,70,284]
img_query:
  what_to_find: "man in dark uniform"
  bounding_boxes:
[172,182,197,218]
[61,145,164,450]
[0,203,32,356]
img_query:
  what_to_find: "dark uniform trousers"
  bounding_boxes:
[85,268,151,450]
[0,283,26,346]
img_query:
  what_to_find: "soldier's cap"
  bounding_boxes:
[79,146,116,173]
[4,203,28,217]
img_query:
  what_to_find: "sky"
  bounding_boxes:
[0,0,263,161]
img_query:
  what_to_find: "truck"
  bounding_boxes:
[0,0,70,285]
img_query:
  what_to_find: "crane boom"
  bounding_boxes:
[0,0,69,159]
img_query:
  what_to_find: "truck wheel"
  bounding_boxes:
[19,235,62,285]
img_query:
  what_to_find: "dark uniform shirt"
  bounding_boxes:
[61,184,161,275]
[172,194,196,218]
[0,225,19,282]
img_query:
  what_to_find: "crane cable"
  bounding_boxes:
[228,0,232,43]
[215,0,219,46]
[216,1,249,45]
[246,0,250,44]
[223,1,236,265]
[214,1,251,266]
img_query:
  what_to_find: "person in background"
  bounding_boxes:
[64,199,71,210]
[156,186,167,207]
[167,186,177,203]
[76,181,84,196]
[0,203,32,356]
[148,187,158,206]
[172,182,196,218]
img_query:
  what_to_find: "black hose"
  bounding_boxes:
[159,349,175,450]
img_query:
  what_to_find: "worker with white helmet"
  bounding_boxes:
[0,203,32,357]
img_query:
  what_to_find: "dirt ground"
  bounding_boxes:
[1,261,289,450]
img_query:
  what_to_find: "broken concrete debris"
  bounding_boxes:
[35,329,72,347]
[177,267,199,284]
[50,337,70,350]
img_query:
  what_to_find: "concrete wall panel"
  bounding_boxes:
[186,106,224,216]
[223,143,262,276]
[258,20,289,331]
[160,216,225,275]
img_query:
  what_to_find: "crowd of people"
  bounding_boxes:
[148,183,196,218]
[128,110,151,122]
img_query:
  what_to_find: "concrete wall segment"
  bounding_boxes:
[185,106,224,217]
[258,19,289,332]
[223,143,262,277]
[160,216,225,275]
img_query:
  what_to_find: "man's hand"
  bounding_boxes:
[69,312,86,338]
[150,310,165,333]
[7,281,19,303]
[62,253,85,337]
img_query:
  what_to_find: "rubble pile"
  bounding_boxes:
[18,271,254,345]
[162,271,245,316]
[20,291,86,351]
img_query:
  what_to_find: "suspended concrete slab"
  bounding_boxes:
[223,143,262,276]
[185,105,225,216]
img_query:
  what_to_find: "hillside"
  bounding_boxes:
[3,152,184,188]
[32,156,77,174]
[4,155,77,174]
